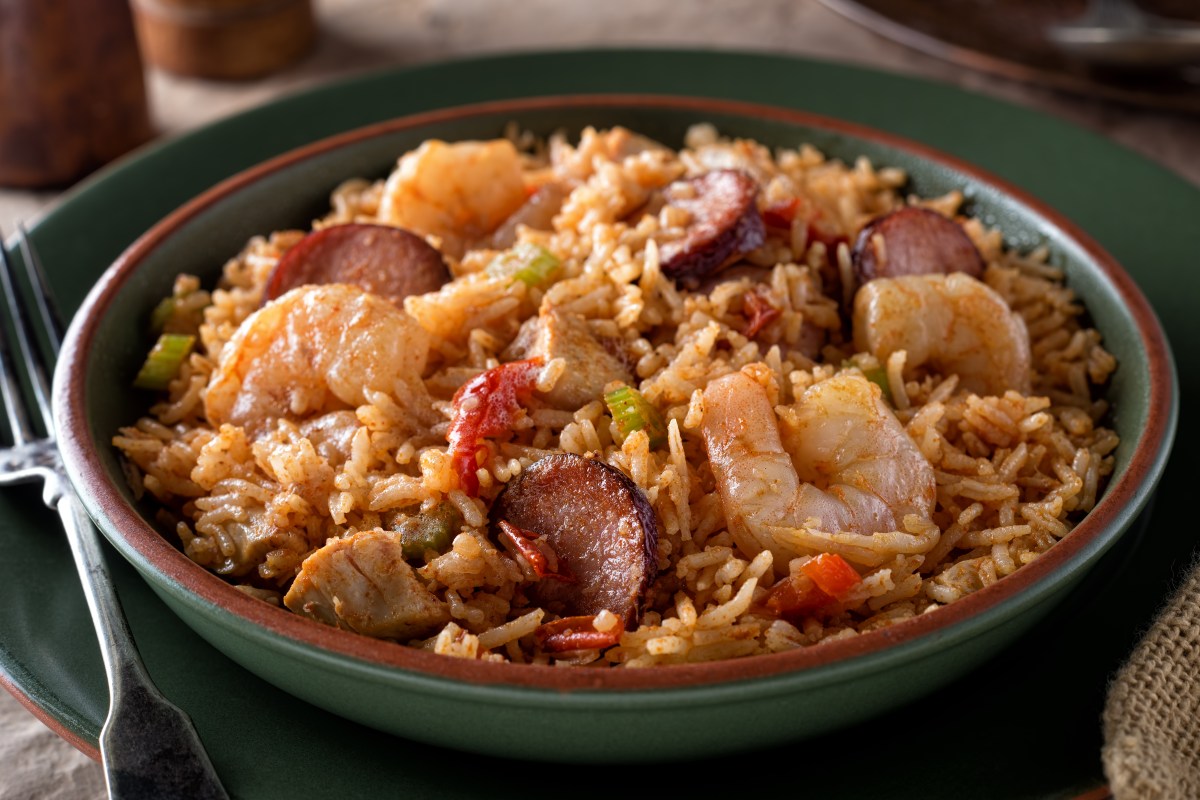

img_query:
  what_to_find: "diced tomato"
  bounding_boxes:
[764,574,828,621]
[535,615,622,653]
[496,520,575,583]
[801,553,861,600]
[807,222,848,253]
[446,358,542,496]
[762,197,800,229]
[741,284,781,338]
[765,553,861,623]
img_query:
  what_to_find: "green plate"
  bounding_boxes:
[5,49,1197,798]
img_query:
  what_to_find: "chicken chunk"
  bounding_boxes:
[284,529,450,640]
[298,411,360,467]
[203,506,274,578]
[504,308,633,408]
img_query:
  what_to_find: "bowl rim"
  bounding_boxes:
[53,93,1178,693]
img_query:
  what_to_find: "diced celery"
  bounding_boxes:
[397,503,463,560]
[841,358,892,403]
[862,366,892,401]
[604,384,667,448]
[150,297,175,331]
[132,333,195,390]
[487,243,561,287]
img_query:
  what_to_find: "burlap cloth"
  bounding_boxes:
[1104,562,1200,799]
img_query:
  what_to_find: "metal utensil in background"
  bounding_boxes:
[1048,0,1200,71]
[0,229,228,800]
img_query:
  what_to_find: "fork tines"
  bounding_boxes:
[17,224,64,353]
[0,228,62,443]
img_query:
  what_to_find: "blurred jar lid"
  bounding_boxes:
[131,0,316,80]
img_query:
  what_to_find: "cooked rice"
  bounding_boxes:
[114,125,1117,667]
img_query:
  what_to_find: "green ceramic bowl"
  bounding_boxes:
[53,95,1177,763]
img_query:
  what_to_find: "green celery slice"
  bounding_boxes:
[862,366,892,402]
[487,242,561,287]
[150,297,176,331]
[604,384,668,448]
[133,333,195,390]
[397,503,463,560]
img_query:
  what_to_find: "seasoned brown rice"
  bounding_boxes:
[113,124,1117,667]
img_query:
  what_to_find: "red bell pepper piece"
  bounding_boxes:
[765,553,861,623]
[496,520,575,583]
[446,358,542,496]
[762,197,800,229]
[801,552,861,600]
[741,284,781,338]
[806,209,848,252]
[535,615,622,653]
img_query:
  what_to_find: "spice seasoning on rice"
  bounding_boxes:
[113,125,1118,667]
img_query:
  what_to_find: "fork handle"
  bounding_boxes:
[58,490,229,800]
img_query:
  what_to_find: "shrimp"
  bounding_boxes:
[377,139,527,257]
[205,283,430,432]
[702,370,935,570]
[853,272,1031,396]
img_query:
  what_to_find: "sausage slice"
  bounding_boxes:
[659,169,765,282]
[264,223,450,305]
[491,453,658,627]
[850,207,984,287]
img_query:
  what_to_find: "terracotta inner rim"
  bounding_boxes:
[56,93,1177,694]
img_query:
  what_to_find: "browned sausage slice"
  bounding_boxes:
[264,223,450,305]
[659,169,765,282]
[850,207,984,287]
[491,453,658,627]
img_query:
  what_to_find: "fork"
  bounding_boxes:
[0,228,228,800]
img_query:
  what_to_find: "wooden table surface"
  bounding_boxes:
[1,1,1196,797]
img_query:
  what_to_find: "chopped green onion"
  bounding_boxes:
[150,297,176,331]
[840,360,892,404]
[133,333,195,390]
[862,366,892,402]
[487,243,561,287]
[604,384,667,448]
[397,502,463,560]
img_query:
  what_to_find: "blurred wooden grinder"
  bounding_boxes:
[131,0,316,80]
[0,0,154,188]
